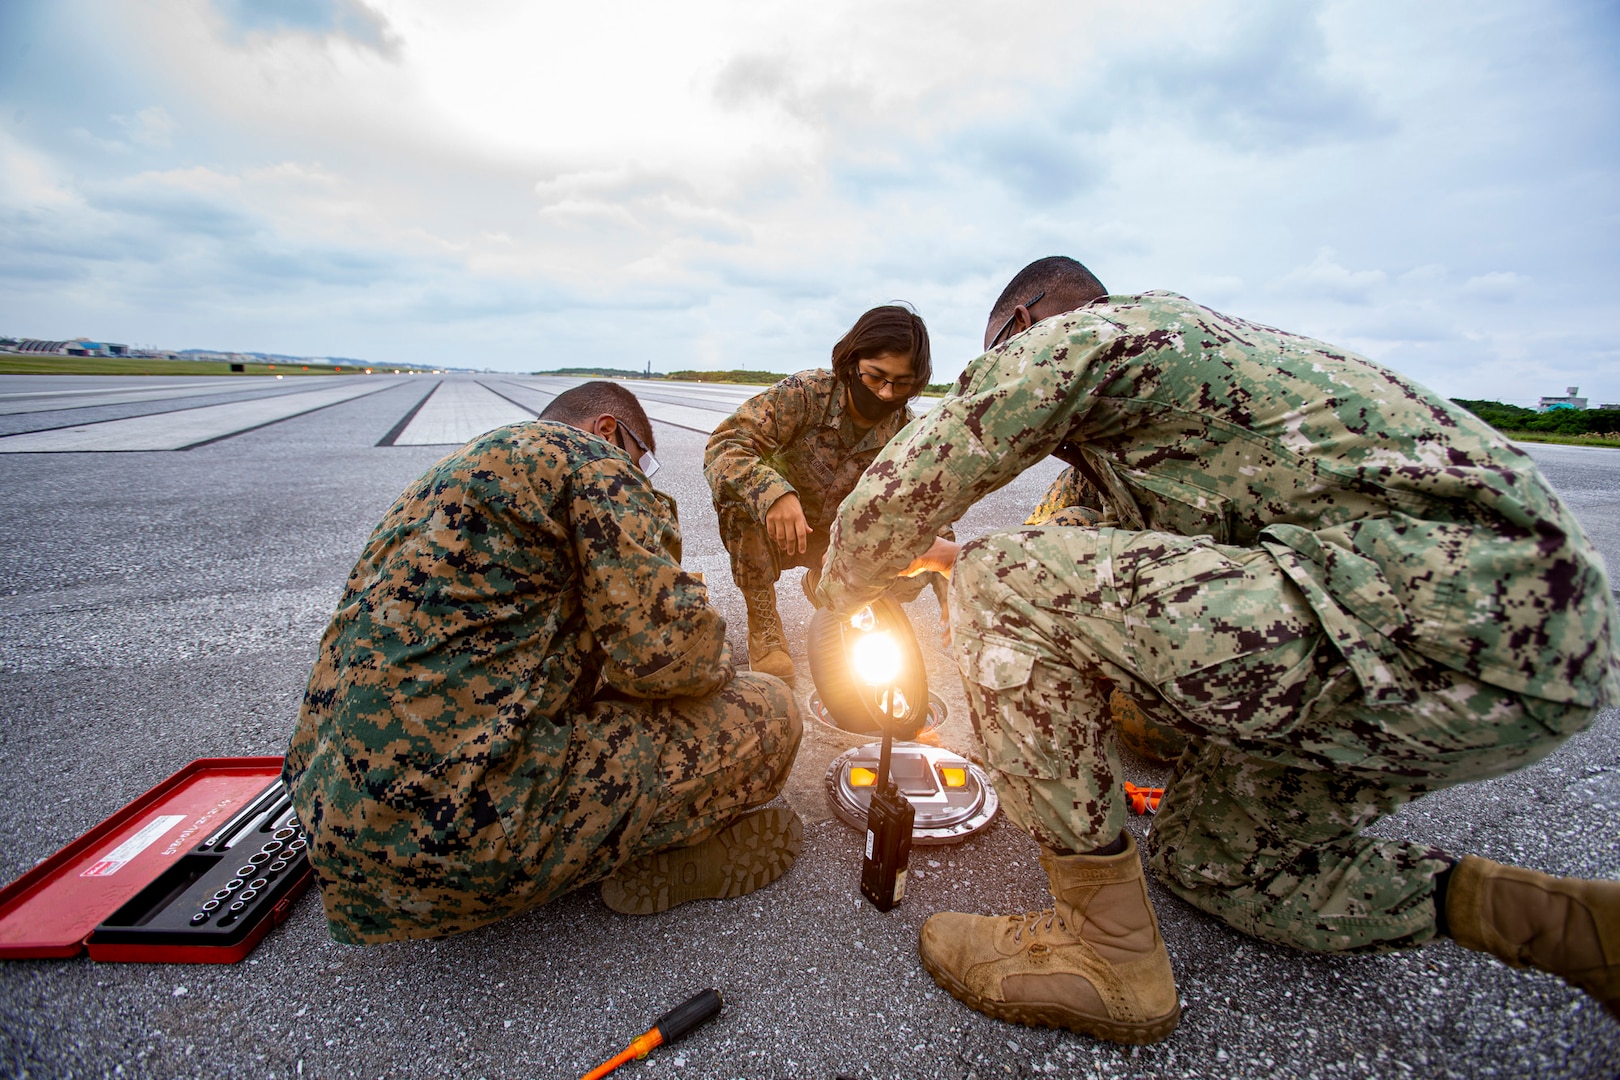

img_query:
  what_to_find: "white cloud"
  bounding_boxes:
[1461,271,1528,300]
[1270,248,1389,304]
[0,0,1614,405]
[113,106,179,148]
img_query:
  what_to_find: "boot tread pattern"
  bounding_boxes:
[601,808,802,915]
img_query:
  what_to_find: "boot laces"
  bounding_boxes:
[744,591,788,652]
[751,620,788,653]
[1009,907,1067,945]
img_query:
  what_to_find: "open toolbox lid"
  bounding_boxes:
[0,757,287,959]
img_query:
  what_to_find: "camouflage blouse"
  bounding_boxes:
[704,368,915,531]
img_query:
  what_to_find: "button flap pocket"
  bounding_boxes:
[958,631,1038,692]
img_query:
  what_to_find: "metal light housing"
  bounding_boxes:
[806,595,929,741]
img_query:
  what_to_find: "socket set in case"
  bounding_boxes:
[0,757,315,964]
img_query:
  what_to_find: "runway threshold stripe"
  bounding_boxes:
[505,377,754,435]
[635,401,736,435]
[0,381,393,452]
[377,381,442,446]
[390,380,536,446]
[0,381,262,416]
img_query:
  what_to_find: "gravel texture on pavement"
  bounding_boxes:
[1,378,1615,1079]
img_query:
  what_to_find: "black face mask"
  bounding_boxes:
[846,372,908,420]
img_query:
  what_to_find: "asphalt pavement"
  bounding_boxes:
[0,375,1615,1080]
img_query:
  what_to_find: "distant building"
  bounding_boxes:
[72,339,130,357]
[13,339,74,355]
[7,338,130,358]
[1538,386,1588,411]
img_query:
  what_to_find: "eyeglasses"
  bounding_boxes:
[856,366,919,393]
[987,290,1044,350]
[610,416,659,478]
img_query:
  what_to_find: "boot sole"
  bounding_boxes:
[601,807,802,915]
[920,946,1181,1045]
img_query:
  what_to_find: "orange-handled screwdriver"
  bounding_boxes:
[581,989,723,1080]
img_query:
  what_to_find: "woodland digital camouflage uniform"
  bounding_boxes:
[705,367,944,604]
[286,422,801,944]
[822,291,1620,953]
[1024,464,1101,530]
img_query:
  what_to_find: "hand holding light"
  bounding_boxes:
[902,537,959,579]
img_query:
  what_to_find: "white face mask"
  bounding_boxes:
[610,417,660,478]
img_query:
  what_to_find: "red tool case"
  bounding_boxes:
[0,756,313,964]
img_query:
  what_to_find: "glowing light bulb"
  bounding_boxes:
[851,630,901,687]
[878,687,911,720]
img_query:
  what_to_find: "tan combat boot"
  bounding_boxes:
[918,833,1180,1044]
[1447,855,1619,1019]
[743,586,795,681]
[601,807,803,915]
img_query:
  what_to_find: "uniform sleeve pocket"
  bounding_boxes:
[957,631,1038,692]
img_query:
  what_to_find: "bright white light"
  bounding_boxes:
[851,630,901,687]
[849,607,875,633]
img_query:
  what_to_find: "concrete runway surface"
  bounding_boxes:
[0,373,1615,1080]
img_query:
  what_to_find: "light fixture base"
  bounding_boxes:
[824,743,998,845]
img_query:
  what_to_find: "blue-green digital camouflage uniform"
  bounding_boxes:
[820,291,1620,954]
[1025,470,1189,763]
[285,421,802,944]
[704,368,943,604]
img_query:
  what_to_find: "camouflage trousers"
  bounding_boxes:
[717,498,936,605]
[717,499,832,593]
[305,672,801,944]
[951,525,1595,953]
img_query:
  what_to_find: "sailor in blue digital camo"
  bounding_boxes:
[1024,469,1189,765]
[286,385,801,945]
[705,305,950,681]
[820,257,1620,1040]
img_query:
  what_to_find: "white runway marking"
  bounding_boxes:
[636,400,744,434]
[505,375,939,435]
[0,380,391,452]
[0,381,251,415]
[390,379,536,445]
[509,376,765,434]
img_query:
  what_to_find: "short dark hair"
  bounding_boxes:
[538,380,656,453]
[829,304,932,398]
[987,256,1108,333]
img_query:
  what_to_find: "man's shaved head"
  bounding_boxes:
[538,380,656,453]
[985,256,1108,347]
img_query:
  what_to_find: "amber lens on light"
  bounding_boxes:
[849,767,878,787]
[939,767,967,788]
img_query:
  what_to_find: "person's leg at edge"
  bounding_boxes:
[600,671,806,915]
[918,528,1180,1045]
[717,500,796,681]
[1138,615,1619,1018]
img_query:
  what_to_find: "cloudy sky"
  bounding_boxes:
[1,0,1616,403]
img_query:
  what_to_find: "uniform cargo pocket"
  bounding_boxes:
[957,631,1038,692]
